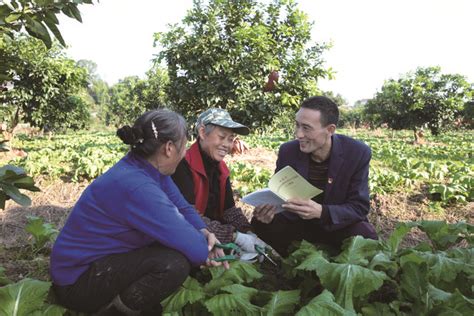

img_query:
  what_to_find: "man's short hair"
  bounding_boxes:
[301,96,339,127]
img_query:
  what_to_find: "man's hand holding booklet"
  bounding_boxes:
[241,166,323,213]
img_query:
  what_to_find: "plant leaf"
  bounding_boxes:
[399,261,429,312]
[161,277,205,313]
[0,183,31,206]
[360,302,397,316]
[221,284,259,301]
[43,17,65,47]
[383,221,419,255]
[417,220,472,250]
[0,278,51,316]
[262,289,300,316]
[400,249,467,285]
[296,290,356,316]
[0,165,27,178]
[368,251,399,278]
[31,304,66,316]
[295,249,327,272]
[204,261,262,294]
[334,236,380,266]
[24,17,52,49]
[204,293,260,316]
[316,260,387,311]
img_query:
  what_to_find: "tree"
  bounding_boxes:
[106,66,169,126]
[1,36,90,132]
[107,76,147,126]
[0,0,94,81]
[463,100,474,128]
[364,66,473,142]
[0,0,93,209]
[77,59,99,83]
[339,106,364,128]
[323,91,348,107]
[155,0,331,128]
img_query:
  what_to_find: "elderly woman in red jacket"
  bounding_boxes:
[172,108,267,253]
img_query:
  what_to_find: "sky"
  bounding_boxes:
[58,0,474,106]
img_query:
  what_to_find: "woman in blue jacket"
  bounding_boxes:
[50,109,227,315]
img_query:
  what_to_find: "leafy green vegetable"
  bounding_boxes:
[204,293,261,316]
[25,216,59,252]
[161,277,205,313]
[296,290,356,316]
[0,278,63,316]
[204,261,262,294]
[262,290,300,315]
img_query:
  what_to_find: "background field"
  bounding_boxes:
[1,128,472,283]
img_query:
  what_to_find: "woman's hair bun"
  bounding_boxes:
[116,126,144,145]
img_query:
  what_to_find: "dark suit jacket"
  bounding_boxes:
[276,134,371,231]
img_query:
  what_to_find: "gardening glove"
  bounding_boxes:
[239,252,260,263]
[234,231,268,253]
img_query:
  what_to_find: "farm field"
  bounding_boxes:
[0,128,473,315]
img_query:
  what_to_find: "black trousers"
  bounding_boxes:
[53,243,191,314]
[252,214,378,256]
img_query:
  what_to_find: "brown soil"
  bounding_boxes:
[1,147,472,282]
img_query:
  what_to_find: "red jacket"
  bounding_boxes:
[185,142,230,217]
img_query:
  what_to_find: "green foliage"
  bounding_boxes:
[1,36,90,132]
[106,66,169,126]
[338,106,364,128]
[170,278,300,315]
[364,66,473,138]
[297,237,386,311]
[155,0,331,128]
[0,165,40,209]
[8,132,126,181]
[462,100,474,128]
[161,277,205,313]
[229,162,272,196]
[295,290,356,316]
[6,129,472,207]
[0,278,65,316]
[25,216,58,253]
[159,220,472,315]
[322,91,348,107]
[161,262,264,315]
[361,130,473,202]
[262,289,300,315]
[429,183,469,205]
[415,220,473,251]
[0,0,94,81]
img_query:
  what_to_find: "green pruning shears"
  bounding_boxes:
[211,243,241,262]
[255,245,278,266]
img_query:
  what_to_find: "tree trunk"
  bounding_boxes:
[413,127,425,144]
[2,106,20,141]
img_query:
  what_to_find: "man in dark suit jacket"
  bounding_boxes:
[252,96,377,255]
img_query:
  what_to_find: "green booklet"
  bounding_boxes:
[241,166,323,213]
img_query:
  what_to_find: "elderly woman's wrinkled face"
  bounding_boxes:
[199,125,236,162]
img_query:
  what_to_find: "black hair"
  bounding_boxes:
[116,108,187,158]
[301,96,339,126]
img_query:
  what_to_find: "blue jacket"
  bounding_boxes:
[50,153,209,286]
[276,134,371,231]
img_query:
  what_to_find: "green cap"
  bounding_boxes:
[196,108,250,135]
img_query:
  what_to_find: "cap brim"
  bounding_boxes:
[212,119,250,135]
